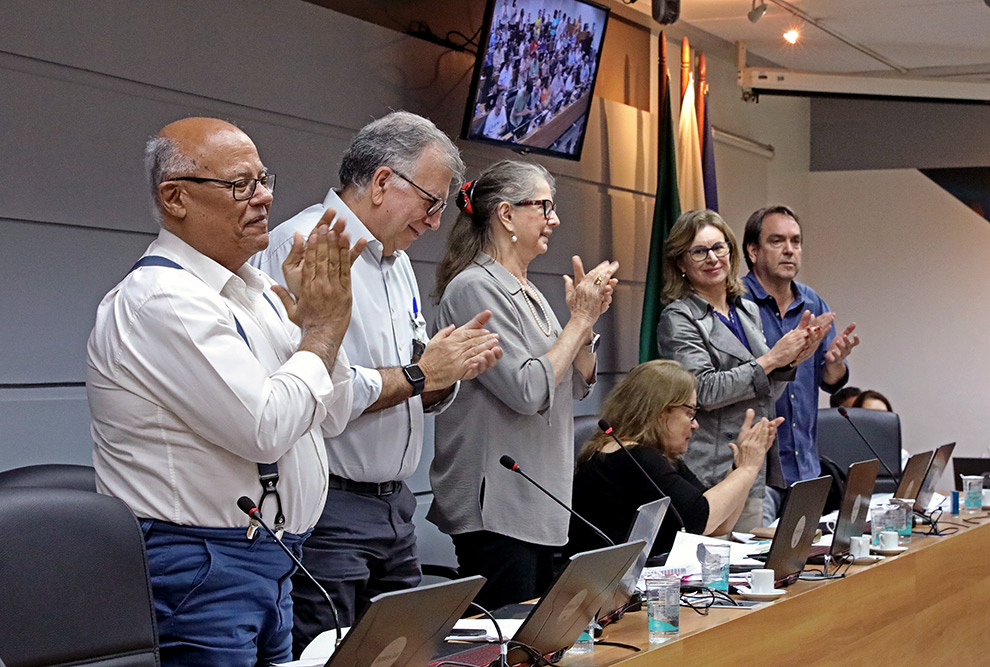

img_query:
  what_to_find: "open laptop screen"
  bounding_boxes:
[914,443,956,512]
[895,451,934,500]
[830,459,879,558]
[764,476,831,586]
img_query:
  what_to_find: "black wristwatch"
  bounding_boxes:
[402,363,426,397]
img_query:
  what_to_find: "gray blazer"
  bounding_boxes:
[428,253,594,546]
[657,293,789,496]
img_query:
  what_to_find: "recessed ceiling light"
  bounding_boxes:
[783,29,800,44]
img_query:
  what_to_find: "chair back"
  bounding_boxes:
[573,413,600,459]
[0,464,96,492]
[817,408,902,493]
[0,487,159,666]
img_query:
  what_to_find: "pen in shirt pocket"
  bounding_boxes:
[411,297,426,362]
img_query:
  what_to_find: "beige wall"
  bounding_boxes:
[805,169,990,459]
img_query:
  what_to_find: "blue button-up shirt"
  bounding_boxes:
[743,273,848,486]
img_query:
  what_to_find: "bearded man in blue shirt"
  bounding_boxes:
[742,206,860,522]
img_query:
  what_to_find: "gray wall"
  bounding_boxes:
[811,96,990,171]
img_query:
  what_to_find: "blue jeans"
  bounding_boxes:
[142,520,306,667]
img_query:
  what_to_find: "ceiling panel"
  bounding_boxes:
[678,0,990,77]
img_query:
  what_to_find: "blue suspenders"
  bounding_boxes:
[128,255,286,536]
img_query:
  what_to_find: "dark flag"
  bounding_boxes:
[639,33,681,363]
[701,86,718,212]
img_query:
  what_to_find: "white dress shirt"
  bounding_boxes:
[87,229,352,534]
[483,107,508,138]
[251,189,455,483]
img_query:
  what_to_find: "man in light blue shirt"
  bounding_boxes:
[742,206,860,521]
[251,111,501,656]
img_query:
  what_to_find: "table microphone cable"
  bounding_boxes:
[435,601,546,667]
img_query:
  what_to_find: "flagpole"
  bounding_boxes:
[697,53,707,150]
[659,32,667,122]
[681,37,690,104]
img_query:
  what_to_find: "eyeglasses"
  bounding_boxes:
[678,403,699,420]
[685,242,730,263]
[393,171,447,217]
[166,173,275,201]
[515,199,557,220]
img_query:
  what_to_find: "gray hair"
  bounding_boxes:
[338,111,465,190]
[145,135,197,222]
[434,160,554,300]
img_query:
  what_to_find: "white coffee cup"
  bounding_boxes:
[750,568,775,594]
[983,488,990,507]
[879,530,899,550]
[849,535,870,559]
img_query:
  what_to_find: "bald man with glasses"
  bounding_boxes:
[87,117,361,665]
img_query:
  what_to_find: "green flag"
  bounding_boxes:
[638,67,681,363]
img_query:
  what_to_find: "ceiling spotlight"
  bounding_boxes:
[783,29,800,44]
[748,0,768,23]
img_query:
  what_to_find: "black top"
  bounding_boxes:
[568,445,710,558]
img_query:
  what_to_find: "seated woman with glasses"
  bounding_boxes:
[655,210,825,531]
[428,159,619,611]
[569,360,782,558]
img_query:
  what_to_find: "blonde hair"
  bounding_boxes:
[661,209,745,305]
[577,360,697,465]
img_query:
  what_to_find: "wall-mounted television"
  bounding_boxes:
[461,0,610,161]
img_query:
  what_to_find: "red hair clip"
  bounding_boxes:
[456,180,476,215]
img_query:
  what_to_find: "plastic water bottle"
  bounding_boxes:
[567,620,595,654]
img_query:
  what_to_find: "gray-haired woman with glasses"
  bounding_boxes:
[656,210,822,531]
[428,159,618,611]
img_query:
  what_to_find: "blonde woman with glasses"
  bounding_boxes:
[569,360,781,557]
[656,210,825,531]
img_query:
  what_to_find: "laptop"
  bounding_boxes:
[894,450,935,501]
[952,457,990,491]
[598,497,670,625]
[913,443,956,513]
[302,576,485,667]
[434,541,645,666]
[807,459,879,564]
[748,476,832,586]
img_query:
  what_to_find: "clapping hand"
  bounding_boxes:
[563,256,619,325]
[418,310,503,392]
[825,322,859,365]
[791,310,834,366]
[729,409,784,470]
[272,209,367,331]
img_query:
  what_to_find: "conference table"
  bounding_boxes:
[557,512,990,666]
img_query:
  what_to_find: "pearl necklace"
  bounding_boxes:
[512,275,552,337]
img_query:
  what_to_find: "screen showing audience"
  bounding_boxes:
[462,0,609,160]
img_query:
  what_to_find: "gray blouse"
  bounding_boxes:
[657,293,788,498]
[428,253,594,546]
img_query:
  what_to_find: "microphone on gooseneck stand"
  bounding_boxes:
[597,419,686,531]
[836,408,901,484]
[236,496,343,649]
[498,455,614,547]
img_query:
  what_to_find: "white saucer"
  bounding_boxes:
[851,554,884,565]
[736,586,786,601]
[870,545,908,556]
